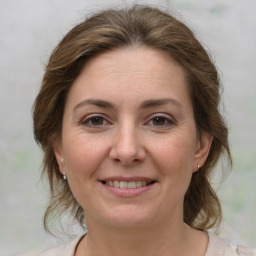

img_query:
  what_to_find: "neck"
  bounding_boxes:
[77,220,203,256]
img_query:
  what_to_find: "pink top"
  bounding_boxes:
[40,232,256,256]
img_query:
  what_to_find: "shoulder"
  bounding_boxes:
[39,235,84,256]
[206,232,256,256]
[226,241,256,256]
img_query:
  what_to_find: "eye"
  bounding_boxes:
[152,117,168,126]
[81,114,111,127]
[146,114,175,128]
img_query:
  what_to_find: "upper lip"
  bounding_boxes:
[99,176,156,182]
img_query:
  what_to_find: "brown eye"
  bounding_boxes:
[90,117,104,125]
[152,117,167,126]
[82,115,110,127]
[146,114,175,129]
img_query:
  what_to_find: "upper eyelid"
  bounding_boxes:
[79,112,176,124]
[146,113,176,122]
[81,113,111,124]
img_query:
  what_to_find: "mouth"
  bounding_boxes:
[99,177,157,197]
[100,180,156,189]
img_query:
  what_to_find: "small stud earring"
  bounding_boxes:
[63,172,67,180]
[197,164,200,171]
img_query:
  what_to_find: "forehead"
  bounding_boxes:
[80,47,187,82]
[65,47,192,111]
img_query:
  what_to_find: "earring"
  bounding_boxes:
[63,172,67,180]
[197,164,200,171]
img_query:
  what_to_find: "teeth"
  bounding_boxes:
[136,181,142,187]
[120,181,128,188]
[128,181,136,188]
[142,181,147,186]
[113,180,119,188]
[105,180,151,188]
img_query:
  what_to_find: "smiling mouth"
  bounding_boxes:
[101,180,156,189]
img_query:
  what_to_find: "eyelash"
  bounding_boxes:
[146,114,175,128]
[81,113,175,129]
[81,114,111,127]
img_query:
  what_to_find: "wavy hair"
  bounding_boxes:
[33,5,232,232]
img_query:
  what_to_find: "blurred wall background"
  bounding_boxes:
[0,0,255,255]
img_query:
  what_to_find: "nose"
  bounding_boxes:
[109,123,146,166]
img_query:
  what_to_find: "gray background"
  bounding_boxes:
[0,0,255,255]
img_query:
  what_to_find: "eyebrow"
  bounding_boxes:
[73,98,183,112]
[140,98,182,109]
[73,99,115,112]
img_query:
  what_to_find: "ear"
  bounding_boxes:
[52,139,66,174]
[193,131,213,172]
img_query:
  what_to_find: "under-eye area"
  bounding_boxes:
[100,180,156,188]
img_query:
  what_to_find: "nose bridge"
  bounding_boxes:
[110,119,145,165]
[119,121,138,152]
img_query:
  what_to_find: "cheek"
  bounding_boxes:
[151,136,196,184]
[62,135,109,208]
[63,134,108,180]
[155,136,195,165]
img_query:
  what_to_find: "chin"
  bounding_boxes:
[99,205,156,229]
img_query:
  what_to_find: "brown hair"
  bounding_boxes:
[33,5,232,232]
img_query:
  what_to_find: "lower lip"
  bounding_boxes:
[101,182,156,198]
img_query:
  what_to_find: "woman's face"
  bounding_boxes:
[54,47,212,229]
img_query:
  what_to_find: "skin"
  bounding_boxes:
[54,47,213,256]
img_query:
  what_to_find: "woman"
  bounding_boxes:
[34,5,255,256]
